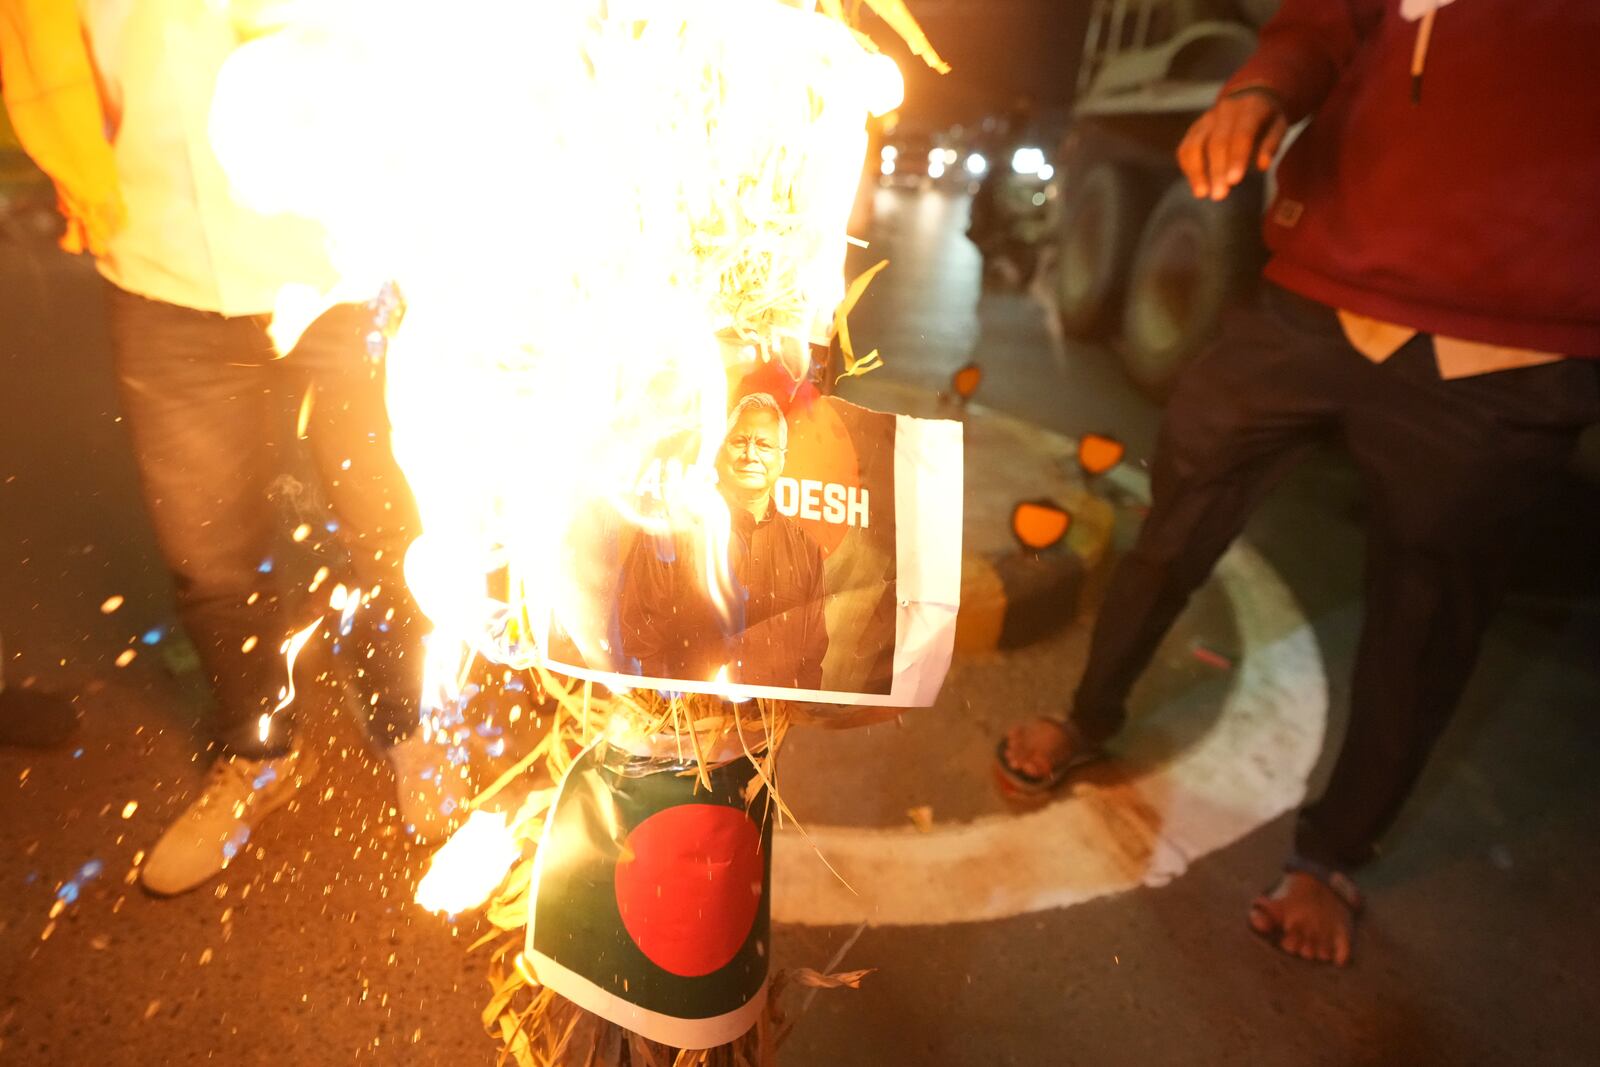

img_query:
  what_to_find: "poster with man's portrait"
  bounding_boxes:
[538,385,962,707]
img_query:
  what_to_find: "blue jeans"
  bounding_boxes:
[106,283,425,758]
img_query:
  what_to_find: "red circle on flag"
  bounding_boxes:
[613,804,764,978]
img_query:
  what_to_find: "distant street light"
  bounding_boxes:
[1011,146,1046,175]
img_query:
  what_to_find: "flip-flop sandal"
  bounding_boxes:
[1248,855,1364,963]
[993,717,1105,795]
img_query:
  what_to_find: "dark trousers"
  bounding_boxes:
[106,283,426,759]
[1072,285,1600,870]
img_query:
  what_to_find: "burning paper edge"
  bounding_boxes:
[531,410,963,707]
[256,618,324,744]
[408,3,874,682]
[210,4,945,722]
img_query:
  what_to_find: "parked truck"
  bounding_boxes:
[1054,0,1278,397]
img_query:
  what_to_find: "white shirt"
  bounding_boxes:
[79,0,336,315]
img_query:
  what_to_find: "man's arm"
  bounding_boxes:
[1178,0,1384,200]
[1227,0,1384,123]
[0,0,124,253]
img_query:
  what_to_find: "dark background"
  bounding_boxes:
[869,0,1089,130]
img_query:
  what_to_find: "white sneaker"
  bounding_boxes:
[386,733,472,844]
[141,749,315,896]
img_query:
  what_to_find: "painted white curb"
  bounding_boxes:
[772,534,1326,927]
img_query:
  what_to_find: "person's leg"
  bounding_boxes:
[108,286,320,896]
[282,303,426,747]
[1003,288,1350,787]
[106,285,292,757]
[281,301,461,839]
[1297,346,1600,870]
[1005,290,1352,789]
[286,302,470,844]
[1251,343,1600,965]
[1076,293,1365,737]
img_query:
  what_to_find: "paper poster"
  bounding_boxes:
[539,388,963,706]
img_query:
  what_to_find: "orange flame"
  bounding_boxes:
[210,0,896,711]
[257,617,324,744]
[414,809,522,914]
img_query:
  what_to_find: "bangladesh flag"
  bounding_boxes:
[526,741,772,1049]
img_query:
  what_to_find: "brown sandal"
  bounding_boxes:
[993,717,1105,795]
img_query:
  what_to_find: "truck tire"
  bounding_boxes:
[1054,162,1154,338]
[1119,177,1260,399]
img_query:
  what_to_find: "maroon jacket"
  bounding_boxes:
[1224,0,1600,356]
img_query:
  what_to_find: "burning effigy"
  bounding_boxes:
[209,0,953,1061]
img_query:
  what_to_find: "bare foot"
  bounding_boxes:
[1001,718,1077,781]
[1248,871,1358,967]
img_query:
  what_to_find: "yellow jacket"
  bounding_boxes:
[0,0,123,253]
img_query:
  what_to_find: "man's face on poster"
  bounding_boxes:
[717,407,785,502]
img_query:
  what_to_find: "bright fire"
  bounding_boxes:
[209,0,919,913]
[212,0,898,699]
[414,808,522,914]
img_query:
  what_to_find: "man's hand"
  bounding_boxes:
[1177,89,1288,201]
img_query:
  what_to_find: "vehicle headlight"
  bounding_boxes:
[1011,146,1046,176]
[965,152,988,176]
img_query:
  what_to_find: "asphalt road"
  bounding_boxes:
[3,186,1598,1066]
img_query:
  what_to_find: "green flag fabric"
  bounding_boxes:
[527,740,772,1049]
